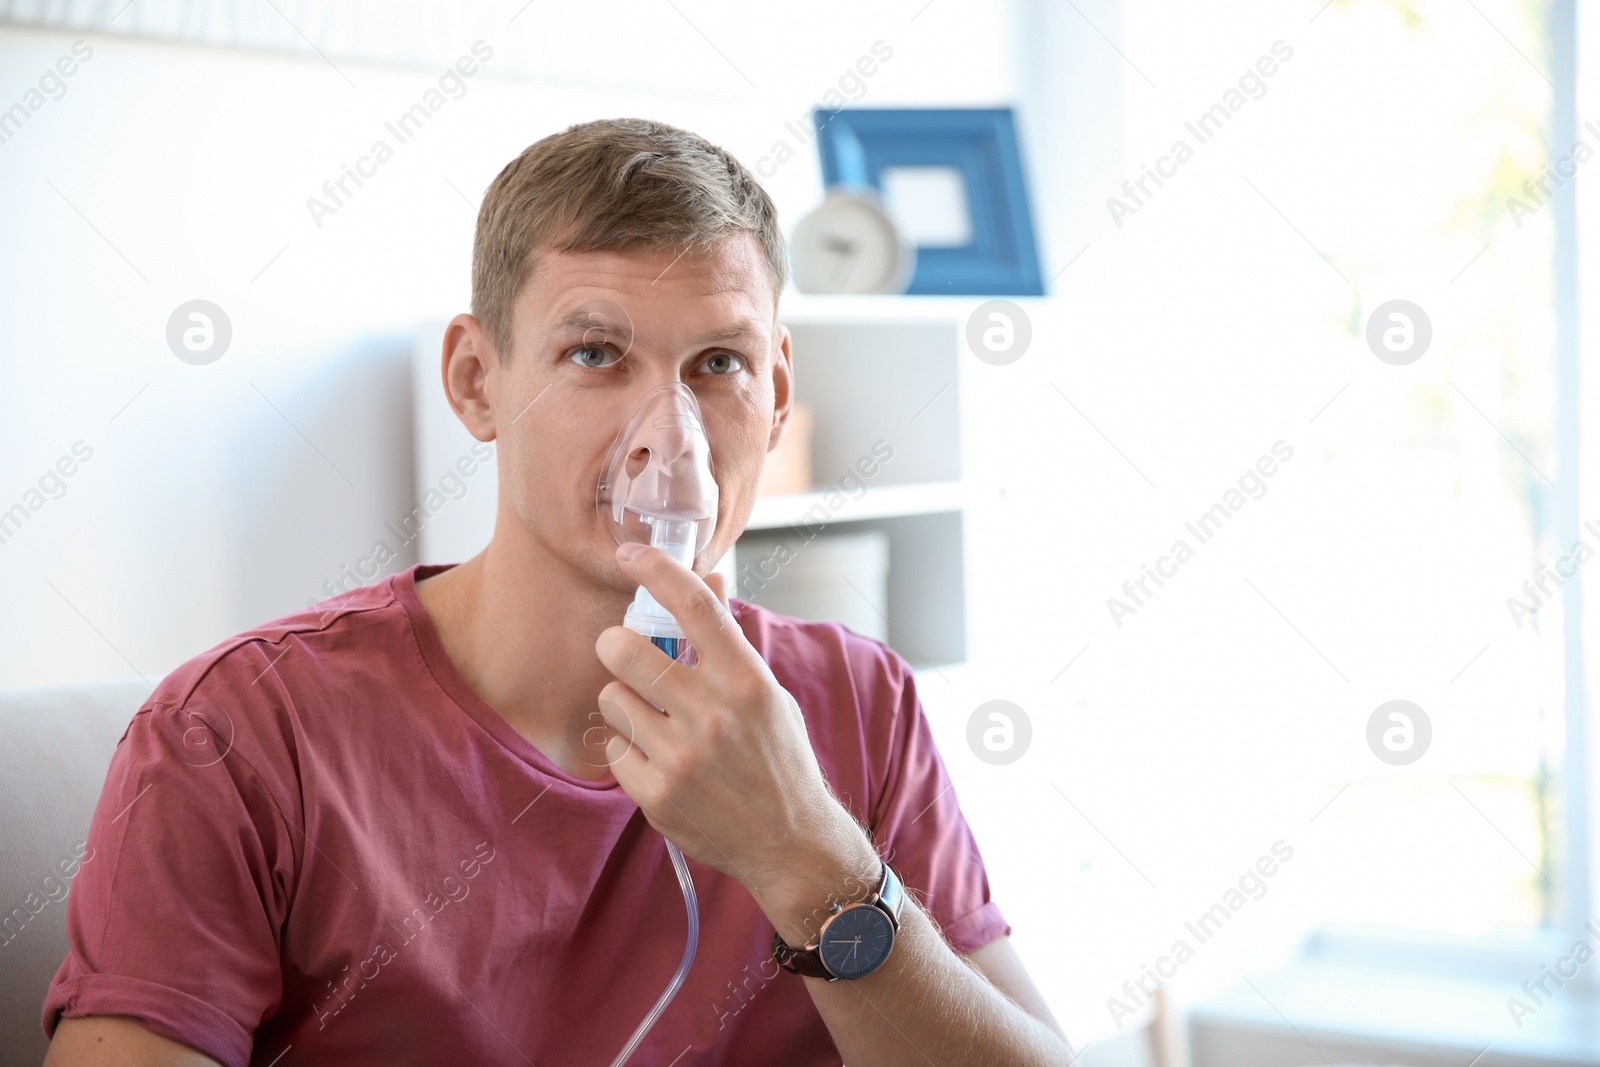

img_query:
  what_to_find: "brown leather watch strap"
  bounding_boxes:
[772,928,834,978]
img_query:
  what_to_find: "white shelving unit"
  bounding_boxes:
[726,293,979,670]
[744,480,970,530]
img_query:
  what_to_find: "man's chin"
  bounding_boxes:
[596,553,643,596]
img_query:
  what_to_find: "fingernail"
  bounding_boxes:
[618,542,645,562]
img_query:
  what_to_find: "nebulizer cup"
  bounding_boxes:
[597,381,719,665]
[595,381,716,1066]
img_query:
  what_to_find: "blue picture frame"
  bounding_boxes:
[812,107,1044,296]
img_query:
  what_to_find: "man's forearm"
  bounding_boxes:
[748,821,1073,1066]
[810,898,1069,1065]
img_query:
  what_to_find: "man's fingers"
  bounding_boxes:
[706,572,732,617]
[605,726,649,791]
[597,683,669,756]
[595,627,699,713]
[614,544,754,672]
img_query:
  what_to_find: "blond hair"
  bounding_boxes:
[471,117,786,362]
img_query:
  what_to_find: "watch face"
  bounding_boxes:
[818,904,894,979]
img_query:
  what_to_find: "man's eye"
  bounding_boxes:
[704,352,745,375]
[569,344,620,368]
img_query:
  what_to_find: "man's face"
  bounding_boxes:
[488,232,790,595]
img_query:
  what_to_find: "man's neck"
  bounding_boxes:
[415,535,634,780]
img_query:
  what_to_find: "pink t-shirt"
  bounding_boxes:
[42,563,1008,1066]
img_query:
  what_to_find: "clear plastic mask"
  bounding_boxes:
[596,381,719,572]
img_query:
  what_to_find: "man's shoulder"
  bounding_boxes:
[729,596,913,709]
[140,573,408,731]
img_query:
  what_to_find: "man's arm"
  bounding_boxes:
[45,1016,222,1067]
[967,935,1068,1040]
[748,818,1073,1066]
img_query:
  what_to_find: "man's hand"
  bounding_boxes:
[594,541,874,912]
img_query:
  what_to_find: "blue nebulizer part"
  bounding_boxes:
[598,383,718,1067]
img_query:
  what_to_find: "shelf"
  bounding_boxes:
[777,290,1048,325]
[727,313,969,670]
[780,319,962,488]
[745,480,968,531]
[732,507,967,669]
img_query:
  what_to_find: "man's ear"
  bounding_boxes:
[441,313,497,443]
[768,323,794,453]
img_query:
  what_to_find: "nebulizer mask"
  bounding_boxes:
[594,363,718,1065]
[597,381,720,666]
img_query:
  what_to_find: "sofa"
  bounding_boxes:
[0,677,155,1066]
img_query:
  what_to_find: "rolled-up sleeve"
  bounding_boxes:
[42,691,296,1067]
[864,648,1011,955]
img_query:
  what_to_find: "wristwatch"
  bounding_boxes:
[772,860,904,981]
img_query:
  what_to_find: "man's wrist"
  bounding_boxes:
[749,808,882,949]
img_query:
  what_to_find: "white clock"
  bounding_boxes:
[789,189,916,295]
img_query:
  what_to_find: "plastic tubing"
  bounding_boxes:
[607,836,700,1067]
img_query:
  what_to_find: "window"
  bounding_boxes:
[1113,0,1572,948]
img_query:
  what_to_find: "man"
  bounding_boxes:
[43,118,1071,1065]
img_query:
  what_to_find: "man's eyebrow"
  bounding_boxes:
[551,308,627,332]
[543,308,765,346]
[547,310,758,340]
[691,319,766,344]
